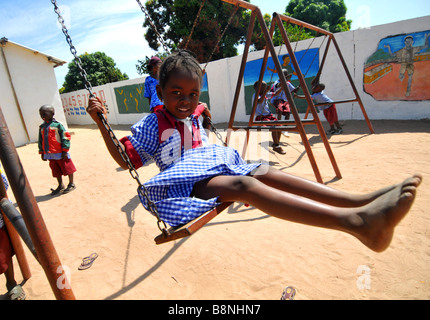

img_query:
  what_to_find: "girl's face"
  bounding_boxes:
[157,70,201,119]
[151,62,161,77]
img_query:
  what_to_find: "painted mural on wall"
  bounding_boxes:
[244,48,320,114]
[114,83,149,113]
[113,73,211,114]
[61,89,108,117]
[364,31,430,101]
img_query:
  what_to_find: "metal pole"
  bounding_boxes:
[329,35,374,133]
[261,14,324,182]
[274,13,341,180]
[227,9,257,131]
[0,106,75,300]
[0,178,32,281]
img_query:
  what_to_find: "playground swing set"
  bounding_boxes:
[0,0,373,299]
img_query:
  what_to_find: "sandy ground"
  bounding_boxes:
[1,119,429,300]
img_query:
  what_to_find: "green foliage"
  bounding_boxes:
[138,0,352,71]
[62,51,128,93]
[142,0,252,63]
[248,12,271,51]
[272,24,314,47]
[285,0,352,33]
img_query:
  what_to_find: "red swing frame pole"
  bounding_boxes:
[0,106,75,300]
[0,180,32,281]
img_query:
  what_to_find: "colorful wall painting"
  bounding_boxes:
[61,89,107,117]
[363,31,430,101]
[243,48,320,114]
[115,83,148,114]
[113,73,210,114]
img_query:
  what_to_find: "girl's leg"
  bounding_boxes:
[68,173,74,186]
[271,132,285,154]
[193,174,419,252]
[251,165,421,207]
[271,131,280,145]
[50,176,65,194]
[4,260,17,291]
[56,176,63,187]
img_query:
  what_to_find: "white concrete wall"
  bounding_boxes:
[60,15,430,126]
[1,41,67,147]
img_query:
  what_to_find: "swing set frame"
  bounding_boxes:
[225,1,374,185]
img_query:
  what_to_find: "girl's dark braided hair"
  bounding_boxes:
[159,50,203,88]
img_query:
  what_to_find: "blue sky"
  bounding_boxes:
[1,0,429,88]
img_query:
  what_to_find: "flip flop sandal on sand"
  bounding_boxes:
[272,145,286,155]
[62,183,76,194]
[50,185,65,195]
[280,286,296,300]
[8,285,26,300]
[78,253,98,270]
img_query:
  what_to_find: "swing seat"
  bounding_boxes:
[154,202,232,244]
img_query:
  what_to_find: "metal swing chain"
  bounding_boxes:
[203,116,227,146]
[202,4,239,72]
[135,0,227,147]
[135,0,171,54]
[51,0,93,95]
[97,118,169,235]
[51,0,169,235]
[303,35,327,80]
[184,0,207,50]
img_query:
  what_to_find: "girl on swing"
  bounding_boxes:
[87,50,421,252]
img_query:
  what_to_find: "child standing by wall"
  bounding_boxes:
[144,56,163,113]
[86,50,421,253]
[38,105,76,195]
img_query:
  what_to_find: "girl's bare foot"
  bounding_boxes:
[351,174,422,207]
[345,176,421,252]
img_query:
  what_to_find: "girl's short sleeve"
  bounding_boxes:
[127,113,160,166]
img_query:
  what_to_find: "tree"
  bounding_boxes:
[62,51,128,93]
[142,0,251,63]
[285,0,352,33]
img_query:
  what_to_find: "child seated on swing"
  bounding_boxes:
[253,80,286,154]
[270,69,295,121]
[270,69,298,138]
[87,50,421,253]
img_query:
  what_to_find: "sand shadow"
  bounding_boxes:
[104,199,270,300]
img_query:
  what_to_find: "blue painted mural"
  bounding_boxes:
[244,48,320,114]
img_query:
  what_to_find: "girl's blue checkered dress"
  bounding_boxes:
[127,113,261,227]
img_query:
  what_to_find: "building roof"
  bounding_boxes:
[0,37,67,68]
